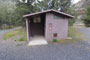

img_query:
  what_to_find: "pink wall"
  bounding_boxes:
[45,13,68,41]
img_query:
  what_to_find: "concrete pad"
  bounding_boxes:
[28,36,48,46]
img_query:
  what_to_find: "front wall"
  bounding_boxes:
[45,13,68,41]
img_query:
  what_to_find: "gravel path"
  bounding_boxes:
[0,27,22,35]
[77,27,90,44]
[77,27,90,36]
[0,27,90,60]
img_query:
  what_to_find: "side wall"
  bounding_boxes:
[45,13,68,41]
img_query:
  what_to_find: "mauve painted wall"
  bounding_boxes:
[45,13,68,41]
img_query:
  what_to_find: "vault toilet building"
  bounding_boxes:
[23,9,74,42]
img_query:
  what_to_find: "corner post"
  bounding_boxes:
[26,18,30,42]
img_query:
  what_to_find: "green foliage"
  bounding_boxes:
[60,0,72,13]
[36,0,72,13]
[69,19,75,26]
[36,0,60,10]
[0,0,16,29]
[14,3,30,26]
[83,6,90,27]
[13,0,39,26]
[69,5,78,26]
[0,0,75,28]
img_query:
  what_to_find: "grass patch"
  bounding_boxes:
[68,27,84,40]
[3,37,7,40]
[3,26,84,44]
[58,39,77,44]
[67,26,85,44]
[3,28,27,42]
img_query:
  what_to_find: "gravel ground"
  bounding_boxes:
[0,27,90,60]
[77,27,90,44]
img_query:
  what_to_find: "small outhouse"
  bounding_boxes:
[23,9,74,42]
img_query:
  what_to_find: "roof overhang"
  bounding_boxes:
[23,9,74,18]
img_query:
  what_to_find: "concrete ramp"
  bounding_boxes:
[28,36,48,46]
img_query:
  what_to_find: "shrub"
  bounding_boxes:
[69,19,75,26]
[16,44,20,46]
[18,37,24,42]
[53,39,58,42]
[83,6,90,27]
